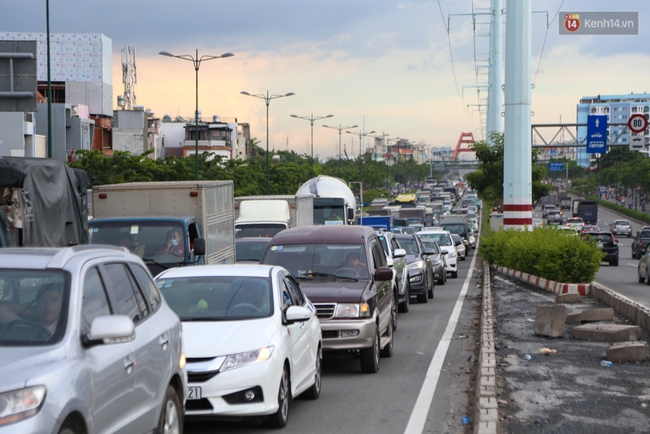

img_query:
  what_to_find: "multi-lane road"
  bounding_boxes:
[185,247,481,434]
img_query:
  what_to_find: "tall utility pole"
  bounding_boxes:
[486,0,503,143]
[503,0,532,229]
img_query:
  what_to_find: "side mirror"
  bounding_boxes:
[285,305,312,323]
[455,240,462,246]
[83,315,135,348]
[423,248,435,255]
[393,248,407,258]
[374,267,393,281]
[347,208,355,222]
[441,251,448,256]
[193,238,206,256]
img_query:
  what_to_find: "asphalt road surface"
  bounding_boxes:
[185,249,482,434]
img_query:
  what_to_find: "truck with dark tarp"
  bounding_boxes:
[0,157,93,248]
[572,199,598,225]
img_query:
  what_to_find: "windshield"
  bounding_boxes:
[421,240,440,253]
[236,224,285,239]
[419,233,452,246]
[264,243,369,279]
[236,240,270,262]
[313,206,345,226]
[397,238,419,255]
[88,221,186,263]
[156,276,273,320]
[441,223,467,237]
[0,270,69,346]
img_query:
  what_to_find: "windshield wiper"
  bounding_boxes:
[310,271,359,281]
[181,317,221,321]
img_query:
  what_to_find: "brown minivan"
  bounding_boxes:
[260,225,394,373]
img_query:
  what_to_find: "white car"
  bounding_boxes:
[417,229,459,278]
[451,233,467,260]
[155,264,322,428]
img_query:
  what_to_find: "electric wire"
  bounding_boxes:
[437,0,463,99]
[533,0,565,84]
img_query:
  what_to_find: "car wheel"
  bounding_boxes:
[264,366,290,428]
[428,273,434,299]
[58,419,86,434]
[416,287,428,303]
[460,254,466,261]
[158,385,182,434]
[398,283,410,313]
[639,270,645,283]
[633,250,638,259]
[611,257,619,266]
[380,320,394,358]
[452,271,458,278]
[646,273,650,286]
[391,292,398,332]
[360,327,380,373]
[302,347,322,400]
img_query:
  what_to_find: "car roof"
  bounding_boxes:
[268,225,376,244]
[156,264,281,279]
[0,245,132,270]
[236,237,274,244]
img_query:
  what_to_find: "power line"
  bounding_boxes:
[533,0,565,84]
[437,0,462,98]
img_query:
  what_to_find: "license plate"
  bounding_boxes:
[187,386,202,400]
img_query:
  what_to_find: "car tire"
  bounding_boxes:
[416,287,428,303]
[460,254,466,261]
[302,347,322,400]
[391,292,398,332]
[428,274,434,299]
[264,366,291,428]
[639,271,645,283]
[611,258,619,266]
[646,274,650,286]
[380,320,394,358]
[398,284,410,313]
[360,327,380,373]
[452,271,458,278]
[58,419,86,434]
[158,385,182,434]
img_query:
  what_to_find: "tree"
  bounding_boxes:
[464,132,552,209]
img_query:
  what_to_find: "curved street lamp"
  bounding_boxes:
[290,113,334,177]
[240,90,295,194]
[322,124,358,178]
[345,129,376,158]
[159,49,234,180]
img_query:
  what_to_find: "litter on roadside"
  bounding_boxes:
[539,348,557,355]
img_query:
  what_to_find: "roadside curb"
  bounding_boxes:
[494,265,591,296]
[474,261,498,434]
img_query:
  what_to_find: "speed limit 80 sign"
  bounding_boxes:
[628,114,649,134]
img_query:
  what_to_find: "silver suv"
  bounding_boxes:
[0,246,186,434]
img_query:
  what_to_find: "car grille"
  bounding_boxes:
[188,371,219,383]
[322,330,339,339]
[186,399,213,411]
[314,303,336,319]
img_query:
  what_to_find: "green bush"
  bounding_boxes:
[479,227,603,283]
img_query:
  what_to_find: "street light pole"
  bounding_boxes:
[240,90,294,194]
[159,49,234,180]
[345,129,375,184]
[291,113,334,178]
[322,124,358,178]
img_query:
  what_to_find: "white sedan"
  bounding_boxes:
[155,264,322,428]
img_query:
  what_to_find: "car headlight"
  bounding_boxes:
[220,346,274,372]
[407,260,425,270]
[446,250,456,259]
[335,303,371,318]
[431,259,442,267]
[0,386,46,426]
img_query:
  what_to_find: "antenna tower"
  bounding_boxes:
[121,46,137,110]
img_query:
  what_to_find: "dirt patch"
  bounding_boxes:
[492,272,650,433]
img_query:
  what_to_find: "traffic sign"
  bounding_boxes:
[628,114,648,134]
[586,115,607,154]
[549,162,564,171]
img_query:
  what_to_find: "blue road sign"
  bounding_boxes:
[549,162,564,171]
[587,115,607,154]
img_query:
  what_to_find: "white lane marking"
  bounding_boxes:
[403,246,477,434]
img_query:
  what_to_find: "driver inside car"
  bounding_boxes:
[345,252,366,272]
[156,229,185,256]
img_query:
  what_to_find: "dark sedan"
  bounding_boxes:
[395,234,435,303]
[583,231,619,266]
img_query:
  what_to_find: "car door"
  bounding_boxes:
[279,274,311,393]
[101,262,168,433]
[80,265,138,434]
[369,238,391,333]
[390,237,407,294]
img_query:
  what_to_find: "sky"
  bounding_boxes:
[1,0,649,160]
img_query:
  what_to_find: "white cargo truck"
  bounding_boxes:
[296,175,357,225]
[88,181,235,275]
[233,195,314,238]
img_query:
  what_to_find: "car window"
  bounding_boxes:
[370,239,387,269]
[156,276,273,320]
[102,263,142,324]
[81,267,112,335]
[283,277,305,306]
[264,243,369,279]
[129,264,161,313]
[390,237,401,253]
[397,237,419,255]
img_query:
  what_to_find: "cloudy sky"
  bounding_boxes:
[2,1,648,160]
